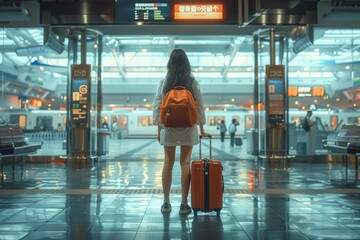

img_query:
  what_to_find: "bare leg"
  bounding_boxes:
[179,145,193,204]
[163,146,176,203]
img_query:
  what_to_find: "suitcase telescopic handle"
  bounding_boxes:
[199,135,212,159]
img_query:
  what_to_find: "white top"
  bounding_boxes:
[152,78,206,146]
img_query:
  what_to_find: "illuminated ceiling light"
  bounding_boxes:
[304,67,309,71]
[40,66,45,71]
[314,48,320,52]
[246,67,252,71]
[143,98,147,102]
[313,99,318,103]
[354,103,357,107]
[336,98,340,102]
[327,104,330,108]
[345,65,350,70]
[198,67,203,71]
[231,98,235,102]
[295,101,299,105]
[141,48,148,53]
[53,72,62,77]
[136,22,144,26]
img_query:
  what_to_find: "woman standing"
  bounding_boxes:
[218,120,227,143]
[153,49,211,215]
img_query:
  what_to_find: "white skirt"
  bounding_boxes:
[160,126,199,146]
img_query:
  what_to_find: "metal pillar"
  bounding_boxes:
[253,29,289,161]
[66,28,103,160]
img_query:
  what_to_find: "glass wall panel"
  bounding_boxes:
[0,27,359,156]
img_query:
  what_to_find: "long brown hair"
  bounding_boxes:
[163,49,194,95]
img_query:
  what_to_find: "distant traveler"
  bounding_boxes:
[218,120,227,143]
[56,123,63,132]
[111,120,118,139]
[152,49,211,215]
[305,110,318,155]
[102,120,109,129]
[228,118,238,147]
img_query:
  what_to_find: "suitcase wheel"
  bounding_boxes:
[216,210,221,217]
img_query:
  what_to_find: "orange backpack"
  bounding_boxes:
[160,86,197,128]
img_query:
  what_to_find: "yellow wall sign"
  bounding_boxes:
[174,4,223,20]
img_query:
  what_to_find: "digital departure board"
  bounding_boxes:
[134,3,170,21]
[116,1,237,24]
[117,2,171,22]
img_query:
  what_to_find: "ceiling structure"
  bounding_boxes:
[0,0,359,111]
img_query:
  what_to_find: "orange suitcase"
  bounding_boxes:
[191,136,223,216]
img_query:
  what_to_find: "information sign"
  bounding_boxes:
[312,87,325,97]
[71,65,91,127]
[266,65,285,125]
[288,86,325,97]
[288,86,298,97]
[173,4,223,20]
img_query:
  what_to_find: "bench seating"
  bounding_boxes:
[0,124,43,188]
[323,124,360,154]
[0,124,42,156]
[0,124,43,187]
[323,124,360,181]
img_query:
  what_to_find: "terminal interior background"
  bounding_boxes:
[0,0,359,157]
[0,1,360,239]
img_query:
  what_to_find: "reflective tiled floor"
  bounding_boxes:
[0,139,360,240]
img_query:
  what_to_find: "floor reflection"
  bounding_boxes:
[0,139,359,239]
[192,215,224,240]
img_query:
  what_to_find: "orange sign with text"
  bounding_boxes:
[174,4,223,20]
[288,86,298,97]
[312,87,325,97]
